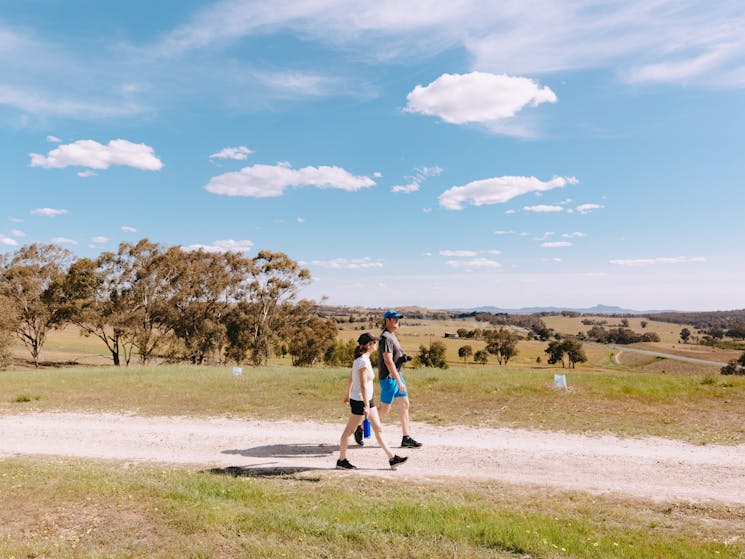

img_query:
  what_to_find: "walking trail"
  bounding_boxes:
[2,412,744,506]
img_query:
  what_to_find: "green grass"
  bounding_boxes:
[2,363,745,444]
[1,457,742,559]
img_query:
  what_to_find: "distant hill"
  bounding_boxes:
[460,304,657,315]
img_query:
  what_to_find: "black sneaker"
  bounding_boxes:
[354,424,364,446]
[389,455,408,469]
[336,458,357,470]
[401,436,422,448]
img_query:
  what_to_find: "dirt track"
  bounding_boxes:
[2,412,744,505]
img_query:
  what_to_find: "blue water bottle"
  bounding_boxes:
[363,417,371,438]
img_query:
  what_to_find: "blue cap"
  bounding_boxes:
[384,309,403,319]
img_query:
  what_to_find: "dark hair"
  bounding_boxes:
[353,344,366,359]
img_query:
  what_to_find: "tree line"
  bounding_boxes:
[0,240,338,369]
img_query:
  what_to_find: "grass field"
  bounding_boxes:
[3,321,745,557]
[3,362,745,444]
[1,457,743,559]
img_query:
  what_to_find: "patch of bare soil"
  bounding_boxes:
[2,412,745,506]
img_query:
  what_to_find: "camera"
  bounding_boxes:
[395,354,413,368]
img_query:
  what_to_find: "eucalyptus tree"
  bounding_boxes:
[0,294,18,369]
[225,250,311,365]
[0,243,73,367]
[165,248,250,364]
[60,253,136,366]
[485,327,519,365]
[113,239,177,364]
[282,300,338,366]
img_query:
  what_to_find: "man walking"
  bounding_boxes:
[376,309,422,448]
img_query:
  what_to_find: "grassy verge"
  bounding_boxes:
[0,457,742,559]
[2,364,745,443]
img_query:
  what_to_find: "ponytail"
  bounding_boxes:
[353,344,365,359]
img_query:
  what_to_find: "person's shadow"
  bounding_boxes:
[222,443,337,459]
[209,443,339,477]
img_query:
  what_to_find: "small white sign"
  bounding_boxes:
[554,373,567,390]
[232,367,243,376]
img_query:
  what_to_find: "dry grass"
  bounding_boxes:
[1,457,743,559]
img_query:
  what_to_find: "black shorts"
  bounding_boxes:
[349,398,375,416]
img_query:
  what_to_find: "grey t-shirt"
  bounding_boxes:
[378,329,403,380]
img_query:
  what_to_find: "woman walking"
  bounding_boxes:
[336,332,408,470]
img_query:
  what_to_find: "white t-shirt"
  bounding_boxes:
[350,355,374,402]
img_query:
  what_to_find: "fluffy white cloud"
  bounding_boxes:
[46,135,61,142]
[209,146,253,160]
[29,139,163,171]
[391,181,420,193]
[610,256,707,266]
[77,170,97,178]
[91,236,109,244]
[307,257,384,269]
[446,258,501,269]
[121,225,137,233]
[185,239,255,253]
[440,250,478,257]
[0,234,18,246]
[576,203,605,214]
[51,237,77,245]
[562,232,586,238]
[31,208,68,217]
[542,241,573,248]
[523,205,564,213]
[10,229,25,237]
[205,162,375,197]
[439,175,578,210]
[406,72,557,126]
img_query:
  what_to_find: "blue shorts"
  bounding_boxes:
[379,375,408,404]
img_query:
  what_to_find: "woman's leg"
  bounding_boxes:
[367,408,394,460]
[339,414,363,460]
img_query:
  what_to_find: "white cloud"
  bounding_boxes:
[542,241,573,248]
[391,181,420,193]
[610,256,707,266]
[161,2,745,88]
[576,203,605,214]
[185,239,255,253]
[31,208,68,217]
[77,170,97,178]
[46,135,61,142]
[562,232,586,238]
[10,229,25,237]
[0,84,146,119]
[121,225,137,233]
[308,257,384,269]
[405,72,557,128]
[439,175,577,210]
[30,139,163,171]
[297,217,305,223]
[91,236,109,244]
[440,250,478,257]
[205,162,375,197]
[523,204,564,213]
[391,165,443,194]
[51,237,77,245]
[446,257,501,270]
[209,146,253,161]
[0,234,18,246]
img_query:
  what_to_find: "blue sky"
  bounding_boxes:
[1,1,744,311]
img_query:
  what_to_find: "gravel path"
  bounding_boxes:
[2,412,744,505]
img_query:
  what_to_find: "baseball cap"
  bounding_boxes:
[357,332,378,345]
[383,309,403,319]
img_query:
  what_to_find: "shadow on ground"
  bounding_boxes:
[222,443,337,459]
[206,465,323,479]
